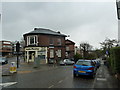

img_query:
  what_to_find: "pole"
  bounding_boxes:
[16,41,20,68]
[17,53,19,68]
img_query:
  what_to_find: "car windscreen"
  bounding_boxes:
[76,61,91,66]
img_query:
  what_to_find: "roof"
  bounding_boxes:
[65,39,75,45]
[23,28,67,37]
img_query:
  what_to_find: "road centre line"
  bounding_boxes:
[48,85,54,88]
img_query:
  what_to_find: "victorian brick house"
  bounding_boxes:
[23,28,67,64]
[65,39,75,59]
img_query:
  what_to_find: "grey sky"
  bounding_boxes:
[2,1,118,49]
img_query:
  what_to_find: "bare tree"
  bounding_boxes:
[80,42,93,59]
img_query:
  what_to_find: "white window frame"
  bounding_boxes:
[27,35,38,46]
[50,49,54,58]
[57,49,61,57]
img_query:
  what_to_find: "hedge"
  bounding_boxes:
[110,47,120,73]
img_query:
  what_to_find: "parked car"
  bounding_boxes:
[92,59,101,68]
[48,59,54,64]
[59,60,65,65]
[73,60,96,78]
[64,59,75,65]
[0,57,8,65]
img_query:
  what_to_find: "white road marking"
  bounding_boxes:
[48,85,54,88]
[98,75,102,77]
[96,78,106,81]
[58,80,63,84]
[0,82,17,87]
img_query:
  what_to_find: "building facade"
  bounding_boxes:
[23,28,67,64]
[65,39,75,59]
[0,40,12,56]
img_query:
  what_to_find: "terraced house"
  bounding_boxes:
[23,28,67,64]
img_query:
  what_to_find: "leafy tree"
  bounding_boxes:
[100,38,119,56]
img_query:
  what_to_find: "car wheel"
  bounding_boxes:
[91,74,95,79]
[73,73,78,77]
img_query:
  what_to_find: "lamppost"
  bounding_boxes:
[116,0,120,46]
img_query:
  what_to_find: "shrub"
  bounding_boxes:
[110,47,120,73]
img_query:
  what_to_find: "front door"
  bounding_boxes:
[29,51,35,62]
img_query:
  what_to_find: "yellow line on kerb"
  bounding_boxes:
[17,71,32,74]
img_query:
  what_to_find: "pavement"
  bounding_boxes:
[2,60,58,76]
[93,64,120,88]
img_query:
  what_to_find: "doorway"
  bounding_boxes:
[29,51,35,62]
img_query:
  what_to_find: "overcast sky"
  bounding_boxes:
[2,0,118,49]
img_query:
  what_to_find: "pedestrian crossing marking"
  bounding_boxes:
[0,82,17,87]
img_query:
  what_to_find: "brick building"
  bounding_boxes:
[0,40,12,56]
[23,28,67,64]
[65,39,75,59]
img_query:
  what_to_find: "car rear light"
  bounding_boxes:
[74,66,76,68]
[87,67,94,70]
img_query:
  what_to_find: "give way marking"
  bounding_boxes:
[0,82,17,87]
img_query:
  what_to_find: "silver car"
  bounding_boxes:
[64,59,75,65]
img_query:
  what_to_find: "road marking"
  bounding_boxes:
[98,75,102,77]
[0,82,17,87]
[58,80,63,84]
[96,78,106,81]
[48,85,54,88]
[18,71,32,74]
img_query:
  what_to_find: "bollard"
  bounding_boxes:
[10,62,17,73]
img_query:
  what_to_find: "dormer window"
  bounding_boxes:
[27,35,38,46]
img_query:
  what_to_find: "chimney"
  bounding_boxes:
[57,31,61,34]
[34,28,38,30]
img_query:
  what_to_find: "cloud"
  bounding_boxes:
[2,2,118,48]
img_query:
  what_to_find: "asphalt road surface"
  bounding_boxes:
[2,66,95,88]
[1,58,119,88]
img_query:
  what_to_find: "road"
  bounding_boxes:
[1,56,22,75]
[2,66,95,88]
[1,58,119,88]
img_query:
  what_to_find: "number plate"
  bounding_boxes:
[78,71,86,73]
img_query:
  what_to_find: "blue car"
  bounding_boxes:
[73,60,96,78]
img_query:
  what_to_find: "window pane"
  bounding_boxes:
[50,49,54,58]
[57,49,61,57]
[49,38,54,45]
[30,37,34,44]
[58,39,61,45]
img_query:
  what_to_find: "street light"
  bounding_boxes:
[116,0,120,19]
[116,0,120,45]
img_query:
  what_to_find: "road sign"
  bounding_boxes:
[10,62,17,73]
